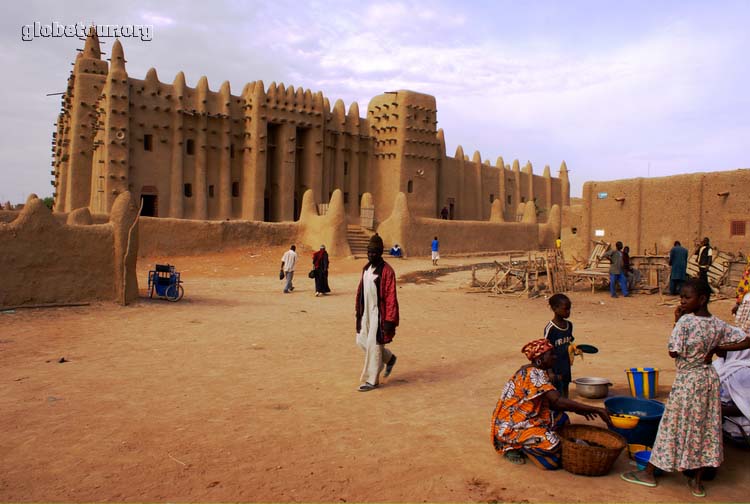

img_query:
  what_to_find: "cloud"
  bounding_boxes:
[140,12,175,27]
[0,1,747,202]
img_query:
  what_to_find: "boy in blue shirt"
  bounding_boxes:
[543,293,574,397]
[431,236,439,266]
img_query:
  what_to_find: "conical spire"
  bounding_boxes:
[559,160,569,180]
[83,26,101,59]
[144,68,159,89]
[110,39,126,72]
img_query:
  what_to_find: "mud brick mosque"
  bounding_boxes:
[51,30,570,225]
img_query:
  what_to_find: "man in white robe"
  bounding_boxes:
[355,234,399,391]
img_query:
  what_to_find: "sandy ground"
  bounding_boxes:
[1,246,748,503]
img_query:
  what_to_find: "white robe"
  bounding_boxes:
[714,346,750,437]
[356,265,393,385]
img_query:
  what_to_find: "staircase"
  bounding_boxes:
[347,225,372,258]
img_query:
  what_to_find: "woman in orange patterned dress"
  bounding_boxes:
[491,339,611,469]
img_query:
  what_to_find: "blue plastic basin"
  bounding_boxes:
[604,396,664,447]
[634,450,663,474]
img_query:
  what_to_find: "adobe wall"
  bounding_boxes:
[138,188,349,256]
[436,153,568,223]
[138,217,298,257]
[567,169,750,259]
[376,192,560,256]
[0,193,139,308]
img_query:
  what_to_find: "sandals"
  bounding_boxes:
[384,355,397,378]
[620,471,657,488]
[688,478,706,498]
[358,383,377,392]
[503,450,526,465]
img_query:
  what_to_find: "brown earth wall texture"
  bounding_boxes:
[0,198,115,307]
[138,217,299,257]
[568,169,750,258]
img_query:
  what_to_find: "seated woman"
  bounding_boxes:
[713,348,750,443]
[389,244,403,258]
[491,339,611,469]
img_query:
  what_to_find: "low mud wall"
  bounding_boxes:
[138,217,299,256]
[377,192,561,256]
[0,194,139,308]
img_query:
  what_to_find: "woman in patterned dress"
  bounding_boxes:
[731,256,750,331]
[621,278,750,497]
[491,339,611,469]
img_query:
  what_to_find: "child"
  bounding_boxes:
[621,278,750,497]
[543,293,574,398]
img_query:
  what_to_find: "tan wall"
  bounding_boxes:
[0,193,138,308]
[567,169,750,258]
[138,217,299,256]
[138,188,350,257]
[560,205,585,262]
[377,192,559,256]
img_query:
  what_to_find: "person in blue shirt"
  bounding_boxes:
[543,293,575,398]
[389,243,403,258]
[431,236,439,266]
[668,241,689,295]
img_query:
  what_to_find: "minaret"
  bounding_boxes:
[559,160,570,206]
[523,161,534,203]
[218,81,232,220]
[543,164,552,217]
[471,151,483,220]
[61,27,108,212]
[169,71,186,218]
[90,39,130,213]
[496,156,506,218]
[346,101,361,218]
[512,159,521,210]
[194,76,209,220]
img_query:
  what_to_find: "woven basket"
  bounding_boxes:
[560,424,626,476]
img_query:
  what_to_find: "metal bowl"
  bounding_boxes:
[574,377,613,399]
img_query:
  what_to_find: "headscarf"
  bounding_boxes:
[522,339,553,362]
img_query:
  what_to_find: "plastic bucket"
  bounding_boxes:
[625,367,659,399]
[604,396,665,447]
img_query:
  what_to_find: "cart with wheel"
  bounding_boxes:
[147,264,184,302]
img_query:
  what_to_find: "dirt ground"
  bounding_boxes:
[1,246,748,502]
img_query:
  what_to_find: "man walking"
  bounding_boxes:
[355,234,399,392]
[600,241,629,298]
[431,236,440,266]
[668,241,689,295]
[280,244,298,293]
[695,237,713,284]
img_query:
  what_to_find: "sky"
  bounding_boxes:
[1,0,749,204]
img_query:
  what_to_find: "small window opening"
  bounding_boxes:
[184,183,193,197]
[407,180,413,193]
[730,220,746,236]
[186,139,195,155]
[232,181,240,197]
[208,185,215,198]
[143,134,153,151]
